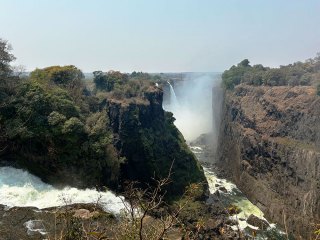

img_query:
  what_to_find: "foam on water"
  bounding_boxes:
[0,167,125,214]
[24,220,47,236]
[203,167,237,193]
[203,162,268,230]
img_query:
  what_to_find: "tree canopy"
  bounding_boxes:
[0,39,15,77]
[222,56,320,89]
[93,70,128,92]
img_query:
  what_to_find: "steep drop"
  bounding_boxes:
[217,85,320,238]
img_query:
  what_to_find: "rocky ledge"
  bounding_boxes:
[0,201,246,240]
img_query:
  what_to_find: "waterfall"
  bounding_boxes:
[163,74,220,141]
[0,167,125,214]
[167,81,179,110]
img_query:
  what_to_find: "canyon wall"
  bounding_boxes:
[106,87,207,197]
[217,85,320,238]
[1,84,206,197]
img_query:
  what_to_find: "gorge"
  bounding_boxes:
[163,74,284,238]
[0,37,319,239]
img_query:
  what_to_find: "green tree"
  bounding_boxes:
[30,65,85,104]
[262,68,286,86]
[30,65,84,85]
[0,38,15,77]
[238,59,250,67]
[93,70,128,92]
[222,59,252,89]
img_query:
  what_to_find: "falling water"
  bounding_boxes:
[0,167,125,214]
[167,81,179,110]
[163,73,219,141]
[163,74,283,238]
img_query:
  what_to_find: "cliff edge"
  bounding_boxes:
[218,85,320,238]
[105,86,207,197]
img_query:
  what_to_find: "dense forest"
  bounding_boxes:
[222,56,320,94]
[0,39,205,195]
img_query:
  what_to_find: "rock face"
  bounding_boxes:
[217,85,320,238]
[0,85,206,197]
[105,87,207,197]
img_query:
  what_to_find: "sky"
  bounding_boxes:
[1,0,320,73]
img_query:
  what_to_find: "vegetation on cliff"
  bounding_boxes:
[0,63,121,187]
[0,39,206,198]
[222,55,320,89]
[93,69,206,197]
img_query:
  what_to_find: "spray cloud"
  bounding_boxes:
[163,73,223,143]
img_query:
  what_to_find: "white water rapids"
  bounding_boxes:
[0,74,282,238]
[165,74,282,237]
[190,146,267,231]
[0,167,124,214]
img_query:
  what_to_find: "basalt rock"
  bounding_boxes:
[246,214,269,229]
[217,85,320,238]
[104,87,207,198]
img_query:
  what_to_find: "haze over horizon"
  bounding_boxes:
[1,0,320,73]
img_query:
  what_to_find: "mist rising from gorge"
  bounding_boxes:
[163,73,223,143]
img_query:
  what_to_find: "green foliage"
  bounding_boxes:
[93,70,154,101]
[1,74,120,188]
[0,37,205,198]
[222,61,251,89]
[130,71,152,81]
[30,65,84,86]
[0,38,15,77]
[30,65,86,105]
[111,79,152,100]
[119,106,206,198]
[317,84,320,96]
[62,117,84,134]
[93,70,128,92]
[222,55,320,89]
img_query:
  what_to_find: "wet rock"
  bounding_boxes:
[24,220,47,236]
[0,203,115,240]
[214,190,221,197]
[247,214,269,229]
[73,208,100,219]
[224,218,237,226]
[204,218,223,230]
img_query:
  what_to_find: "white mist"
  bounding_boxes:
[163,73,222,142]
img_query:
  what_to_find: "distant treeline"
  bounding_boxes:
[222,56,320,91]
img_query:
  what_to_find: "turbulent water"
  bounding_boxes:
[190,146,284,239]
[190,146,266,229]
[165,75,282,237]
[0,167,124,214]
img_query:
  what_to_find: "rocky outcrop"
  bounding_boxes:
[105,86,207,197]
[217,85,320,238]
[0,203,114,240]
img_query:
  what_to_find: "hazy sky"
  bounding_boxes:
[1,0,320,72]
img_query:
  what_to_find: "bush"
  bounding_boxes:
[222,55,320,89]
